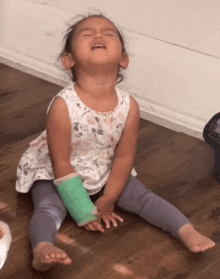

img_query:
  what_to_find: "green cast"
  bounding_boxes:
[57,176,98,226]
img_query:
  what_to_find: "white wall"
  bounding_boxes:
[1,0,220,139]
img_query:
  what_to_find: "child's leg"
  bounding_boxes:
[116,176,215,252]
[30,180,72,271]
[116,176,189,238]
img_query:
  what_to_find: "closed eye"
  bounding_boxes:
[103,31,116,37]
[82,33,92,37]
[78,29,93,37]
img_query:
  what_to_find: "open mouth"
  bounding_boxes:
[92,43,106,50]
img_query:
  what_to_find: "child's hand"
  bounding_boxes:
[84,220,105,233]
[95,196,124,229]
[101,212,124,229]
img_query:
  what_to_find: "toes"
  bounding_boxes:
[199,245,207,252]
[46,250,71,264]
[206,241,215,250]
[48,252,56,259]
[191,245,201,253]
[60,252,67,259]
[202,240,215,251]
[60,253,72,265]
[44,254,54,261]
[193,241,215,253]
[63,257,72,265]
[44,254,50,260]
[56,253,61,259]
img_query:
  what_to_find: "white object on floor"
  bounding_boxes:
[0,221,12,270]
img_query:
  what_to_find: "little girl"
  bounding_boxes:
[16,14,215,271]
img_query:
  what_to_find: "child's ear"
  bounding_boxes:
[119,53,129,69]
[61,53,75,70]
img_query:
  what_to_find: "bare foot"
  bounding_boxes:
[178,224,215,253]
[32,242,72,271]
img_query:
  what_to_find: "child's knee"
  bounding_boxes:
[134,190,156,214]
[35,203,67,228]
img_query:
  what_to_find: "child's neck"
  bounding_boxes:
[74,69,118,98]
[74,73,119,112]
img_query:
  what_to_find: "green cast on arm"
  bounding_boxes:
[56,176,98,226]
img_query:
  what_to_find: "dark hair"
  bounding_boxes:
[59,14,126,83]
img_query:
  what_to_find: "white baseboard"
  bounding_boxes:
[135,95,205,140]
[0,47,205,140]
[0,47,70,87]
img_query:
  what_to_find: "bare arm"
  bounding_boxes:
[95,96,140,225]
[46,97,75,178]
[103,96,140,202]
[47,97,104,232]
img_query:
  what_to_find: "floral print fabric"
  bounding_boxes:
[16,83,130,194]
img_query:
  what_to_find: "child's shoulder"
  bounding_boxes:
[116,87,138,106]
[116,87,139,114]
[116,87,131,102]
[47,83,75,114]
[116,86,130,97]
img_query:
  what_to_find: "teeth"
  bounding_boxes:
[92,44,105,49]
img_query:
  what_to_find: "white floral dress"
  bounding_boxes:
[16,83,131,194]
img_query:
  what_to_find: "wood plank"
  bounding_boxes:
[0,64,62,148]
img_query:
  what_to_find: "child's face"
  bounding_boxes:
[70,17,127,69]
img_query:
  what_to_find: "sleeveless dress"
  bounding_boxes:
[15,83,131,194]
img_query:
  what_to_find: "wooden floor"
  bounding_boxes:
[1,62,220,279]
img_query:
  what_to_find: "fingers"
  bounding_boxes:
[101,215,112,229]
[101,213,124,229]
[84,213,124,232]
[112,213,124,223]
[84,221,104,233]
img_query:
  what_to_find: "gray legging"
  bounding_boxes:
[30,176,190,250]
